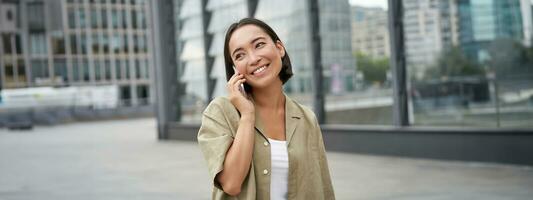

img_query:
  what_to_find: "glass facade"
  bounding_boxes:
[166,0,533,128]
[0,0,154,107]
[174,0,366,124]
[2,0,532,128]
[405,0,533,127]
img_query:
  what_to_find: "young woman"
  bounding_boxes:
[198,18,335,200]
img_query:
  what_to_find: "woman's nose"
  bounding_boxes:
[248,52,261,66]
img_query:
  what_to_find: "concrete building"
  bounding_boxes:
[403,0,458,80]
[350,6,390,59]
[0,0,154,106]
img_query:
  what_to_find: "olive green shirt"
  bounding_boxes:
[197,94,335,199]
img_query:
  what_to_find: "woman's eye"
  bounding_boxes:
[256,42,265,48]
[235,53,243,60]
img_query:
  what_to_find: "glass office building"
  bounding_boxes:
[0,0,154,106]
[458,0,524,62]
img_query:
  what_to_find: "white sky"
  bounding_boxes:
[349,0,388,9]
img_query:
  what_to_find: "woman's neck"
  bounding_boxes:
[252,80,285,110]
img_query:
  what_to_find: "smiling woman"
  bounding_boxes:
[197,18,335,200]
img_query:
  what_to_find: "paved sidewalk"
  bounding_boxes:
[1,118,532,199]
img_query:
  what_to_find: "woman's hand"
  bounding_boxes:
[227,72,254,116]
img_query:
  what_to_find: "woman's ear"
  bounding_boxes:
[276,40,286,58]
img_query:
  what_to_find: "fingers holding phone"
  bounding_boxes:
[227,68,254,115]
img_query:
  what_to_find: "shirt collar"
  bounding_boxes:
[254,93,302,146]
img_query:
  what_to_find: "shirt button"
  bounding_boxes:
[263,169,269,175]
[264,141,269,146]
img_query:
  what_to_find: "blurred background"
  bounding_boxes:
[0,0,532,128]
[0,0,532,199]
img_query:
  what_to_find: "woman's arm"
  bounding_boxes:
[216,72,255,196]
[216,114,255,196]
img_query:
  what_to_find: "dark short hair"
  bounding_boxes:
[223,18,293,93]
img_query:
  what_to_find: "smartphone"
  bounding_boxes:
[233,67,247,96]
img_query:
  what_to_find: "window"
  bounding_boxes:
[137,85,149,105]
[68,8,76,29]
[54,59,67,82]
[17,59,27,82]
[143,59,149,79]
[27,2,45,31]
[30,34,47,55]
[94,61,101,81]
[70,34,78,54]
[112,33,121,53]
[137,10,146,29]
[80,34,87,54]
[79,8,86,28]
[72,61,80,81]
[2,34,12,54]
[92,34,100,54]
[82,59,90,81]
[132,35,138,53]
[120,86,131,106]
[121,9,127,29]
[15,35,22,54]
[6,10,13,21]
[135,60,141,79]
[91,9,99,28]
[31,59,49,82]
[131,10,138,29]
[101,9,108,28]
[104,60,112,80]
[102,34,109,53]
[5,62,14,81]
[124,60,130,79]
[112,9,119,28]
[122,34,129,53]
[115,60,123,79]
[52,33,66,55]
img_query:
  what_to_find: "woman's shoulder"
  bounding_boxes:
[203,96,238,117]
[207,96,231,107]
[204,96,230,111]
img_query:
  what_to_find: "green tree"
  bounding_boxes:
[486,38,533,77]
[354,52,390,85]
[424,47,485,80]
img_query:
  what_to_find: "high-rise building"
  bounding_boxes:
[350,6,390,58]
[0,0,154,106]
[520,0,533,46]
[457,0,525,62]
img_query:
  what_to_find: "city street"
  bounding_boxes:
[1,118,532,200]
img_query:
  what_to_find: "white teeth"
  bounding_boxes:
[253,65,267,74]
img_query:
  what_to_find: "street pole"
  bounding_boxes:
[308,0,325,124]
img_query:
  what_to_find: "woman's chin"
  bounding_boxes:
[248,77,281,90]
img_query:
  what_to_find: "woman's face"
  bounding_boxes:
[228,24,285,90]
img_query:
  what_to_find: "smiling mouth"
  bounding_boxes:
[251,64,269,75]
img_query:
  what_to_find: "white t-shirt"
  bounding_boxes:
[268,138,289,200]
